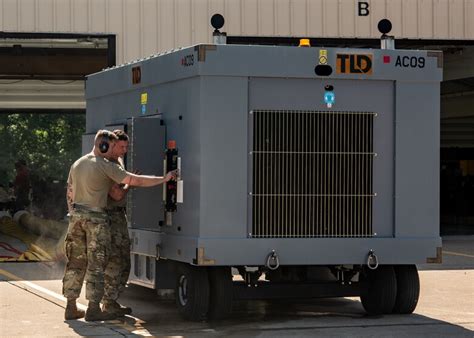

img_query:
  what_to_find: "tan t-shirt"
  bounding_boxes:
[107,157,127,208]
[68,153,128,209]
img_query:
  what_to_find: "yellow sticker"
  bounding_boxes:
[141,93,148,105]
[319,49,328,64]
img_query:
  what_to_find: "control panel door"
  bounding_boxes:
[127,116,165,230]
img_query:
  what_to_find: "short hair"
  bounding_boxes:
[15,159,26,168]
[94,129,118,146]
[18,159,26,165]
[113,129,129,141]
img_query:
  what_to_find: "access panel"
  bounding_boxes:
[127,116,166,230]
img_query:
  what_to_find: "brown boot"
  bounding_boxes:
[102,300,132,316]
[65,299,85,320]
[85,302,117,321]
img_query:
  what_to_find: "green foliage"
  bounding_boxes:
[0,113,85,186]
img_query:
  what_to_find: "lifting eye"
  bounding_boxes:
[315,65,332,76]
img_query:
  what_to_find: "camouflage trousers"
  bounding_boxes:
[62,209,111,303]
[103,209,131,302]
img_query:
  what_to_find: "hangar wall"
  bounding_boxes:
[0,79,85,110]
[0,0,473,64]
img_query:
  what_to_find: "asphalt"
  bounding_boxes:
[0,236,473,337]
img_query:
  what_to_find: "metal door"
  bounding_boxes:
[127,116,166,230]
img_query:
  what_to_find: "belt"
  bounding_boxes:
[72,203,105,214]
[107,206,126,212]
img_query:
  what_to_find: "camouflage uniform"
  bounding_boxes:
[62,208,111,303]
[103,208,131,302]
[62,147,127,320]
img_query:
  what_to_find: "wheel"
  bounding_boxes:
[359,265,397,315]
[208,267,233,320]
[175,263,209,321]
[392,265,420,314]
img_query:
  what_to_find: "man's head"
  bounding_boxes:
[14,159,26,170]
[93,130,118,157]
[110,130,129,160]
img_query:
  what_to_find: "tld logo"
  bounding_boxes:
[336,54,373,75]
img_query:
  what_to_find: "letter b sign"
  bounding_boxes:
[358,1,369,16]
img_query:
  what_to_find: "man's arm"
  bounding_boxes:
[66,181,74,213]
[120,170,177,187]
[109,183,127,201]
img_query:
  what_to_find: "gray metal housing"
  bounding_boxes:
[85,44,442,273]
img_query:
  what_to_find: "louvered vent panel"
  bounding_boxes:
[251,110,376,238]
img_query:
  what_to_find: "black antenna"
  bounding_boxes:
[211,14,227,44]
[378,19,392,35]
[211,14,225,32]
[378,19,395,50]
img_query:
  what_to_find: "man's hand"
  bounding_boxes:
[164,169,179,182]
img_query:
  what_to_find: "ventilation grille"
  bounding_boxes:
[251,110,376,238]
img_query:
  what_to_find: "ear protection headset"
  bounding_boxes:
[99,131,110,153]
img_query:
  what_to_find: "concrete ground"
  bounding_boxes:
[0,236,473,337]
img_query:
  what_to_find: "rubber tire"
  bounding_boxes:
[392,265,420,314]
[360,265,397,315]
[208,267,233,320]
[175,263,210,321]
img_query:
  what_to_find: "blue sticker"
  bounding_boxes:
[141,104,146,115]
[324,91,335,107]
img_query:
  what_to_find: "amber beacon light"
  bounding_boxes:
[299,38,311,47]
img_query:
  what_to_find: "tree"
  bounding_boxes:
[0,113,84,199]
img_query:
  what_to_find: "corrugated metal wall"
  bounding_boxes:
[0,0,473,64]
[0,80,85,109]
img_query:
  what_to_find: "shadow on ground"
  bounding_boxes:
[2,236,473,336]
[64,294,473,337]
